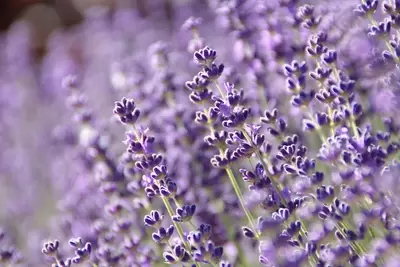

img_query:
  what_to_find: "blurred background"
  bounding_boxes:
[0,0,211,265]
[0,0,202,58]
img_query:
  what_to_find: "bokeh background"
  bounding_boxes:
[0,1,212,265]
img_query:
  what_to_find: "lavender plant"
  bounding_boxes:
[0,0,399,266]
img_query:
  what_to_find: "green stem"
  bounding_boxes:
[337,221,365,256]
[225,167,259,239]
[240,129,287,205]
[240,128,318,264]
[161,197,186,245]
[327,106,335,136]
[345,99,360,139]
[54,255,62,266]
[172,197,181,209]
[308,130,364,259]
[161,197,201,267]
[214,81,226,101]
[204,103,259,238]
[188,221,197,231]
[331,65,360,140]
[366,13,399,64]
[305,107,327,143]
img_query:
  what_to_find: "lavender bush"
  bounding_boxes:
[1,0,400,266]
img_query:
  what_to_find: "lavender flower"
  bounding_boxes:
[0,1,399,266]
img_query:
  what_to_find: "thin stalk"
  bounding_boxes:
[327,106,335,136]
[225,166,259,239]
[240,129,287,206]
[54,255,62,266]
[337,221,366,256]
[256,158,318,265]
[130,126,201,267]
[211,76,316,262]
[214,80,226,101]
[161,197,201,267]
[305,106,328,143]
[345,99,360,139]
[307,133,365,259]
[171,197,197,230]
[188,221,197,231]
[366,13,399,64]
[240,129,319,264]
[331,66,360,139]
[203,101,259,238]
[172,197,181,209]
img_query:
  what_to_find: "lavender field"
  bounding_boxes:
[0,0,399,266]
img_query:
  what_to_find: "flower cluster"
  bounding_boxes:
[42,238,92,267]
[113,97,226,266]
[0,0,399,266]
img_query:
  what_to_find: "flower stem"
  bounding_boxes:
[305,106,327,143]
[224,166,259,239]
[161,196,201,267]
[331,66,360,140]
[366,13,400,64]
[241,128,319,264]
[214,80,226,101]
